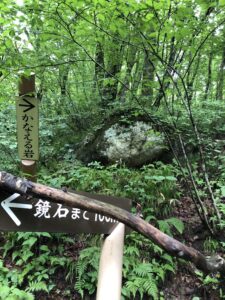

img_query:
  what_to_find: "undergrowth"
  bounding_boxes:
[0,162,181,299]
[1,99,225,298]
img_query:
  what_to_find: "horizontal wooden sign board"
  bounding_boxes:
[0,190,131,234]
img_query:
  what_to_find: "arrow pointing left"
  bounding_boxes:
[1,193,33,226]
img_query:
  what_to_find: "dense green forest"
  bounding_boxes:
[0,0,225,299]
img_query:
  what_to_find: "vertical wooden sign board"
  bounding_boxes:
[16,75,39,181]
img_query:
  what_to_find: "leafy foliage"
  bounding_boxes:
[0,0,224,298]
[75,246,100,298]
[122,232,176,300]
[0,161,179,298]
[0,231,75,298]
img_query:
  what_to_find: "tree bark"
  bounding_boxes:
[117,45,137,102]
[59,66,69,97]
[141,51,155,102]
[216,46,225,100]
[153,36,176,107]
[95,41,105,102]
[186,54,201,103]
[204,50,213,100]
[0,171,224,275]
[95,40,123,108]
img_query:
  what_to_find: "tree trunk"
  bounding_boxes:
[0,171,225,275]
[204,50,213,100]
[186,54,201,103]
[95,41,105,102]
[59,66,69,97]
[153,36,176,107]
[216,46,225,100]
[141,51,155,103]
[117,45,137,102]
[95,41,123,108]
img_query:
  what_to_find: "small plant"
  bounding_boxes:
[203,237,219,253]
[195,270,225,298]
[0,260,34,299]
[0,232,74,297]
[75,246,100,298]
[122,231,176,299]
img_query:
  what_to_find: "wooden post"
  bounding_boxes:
[19,74,35,96]
[96,223,125,300]
[21,160,37,182]
[18,74,37,182]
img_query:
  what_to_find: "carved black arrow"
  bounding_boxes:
[19,98,35,113]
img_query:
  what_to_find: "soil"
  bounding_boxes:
[162,196,225,300]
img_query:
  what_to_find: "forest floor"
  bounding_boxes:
[163,196,224,300]
[36,197,224,300]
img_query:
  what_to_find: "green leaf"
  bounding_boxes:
[158,220,171,235]
[167,218,184,234]
[22,237,37,248]
[165,176,177,181]
[221,186,225,197]
[0,286,10,298]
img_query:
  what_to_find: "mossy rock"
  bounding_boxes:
[76,110,169,167]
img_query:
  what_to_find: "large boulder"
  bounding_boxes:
[77,113,168,167]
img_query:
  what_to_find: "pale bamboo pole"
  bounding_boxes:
[96,223,125,300]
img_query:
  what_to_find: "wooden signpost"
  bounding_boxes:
[17,74,38,181]
[13,74,128,300]
[16,95,39,161]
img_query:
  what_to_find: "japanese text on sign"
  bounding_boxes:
[16,96,39,160]
[0,190,131,234]
[34,200,117,223]
[22,113,34,159]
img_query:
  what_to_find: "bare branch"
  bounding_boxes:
[0,171,224,275]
